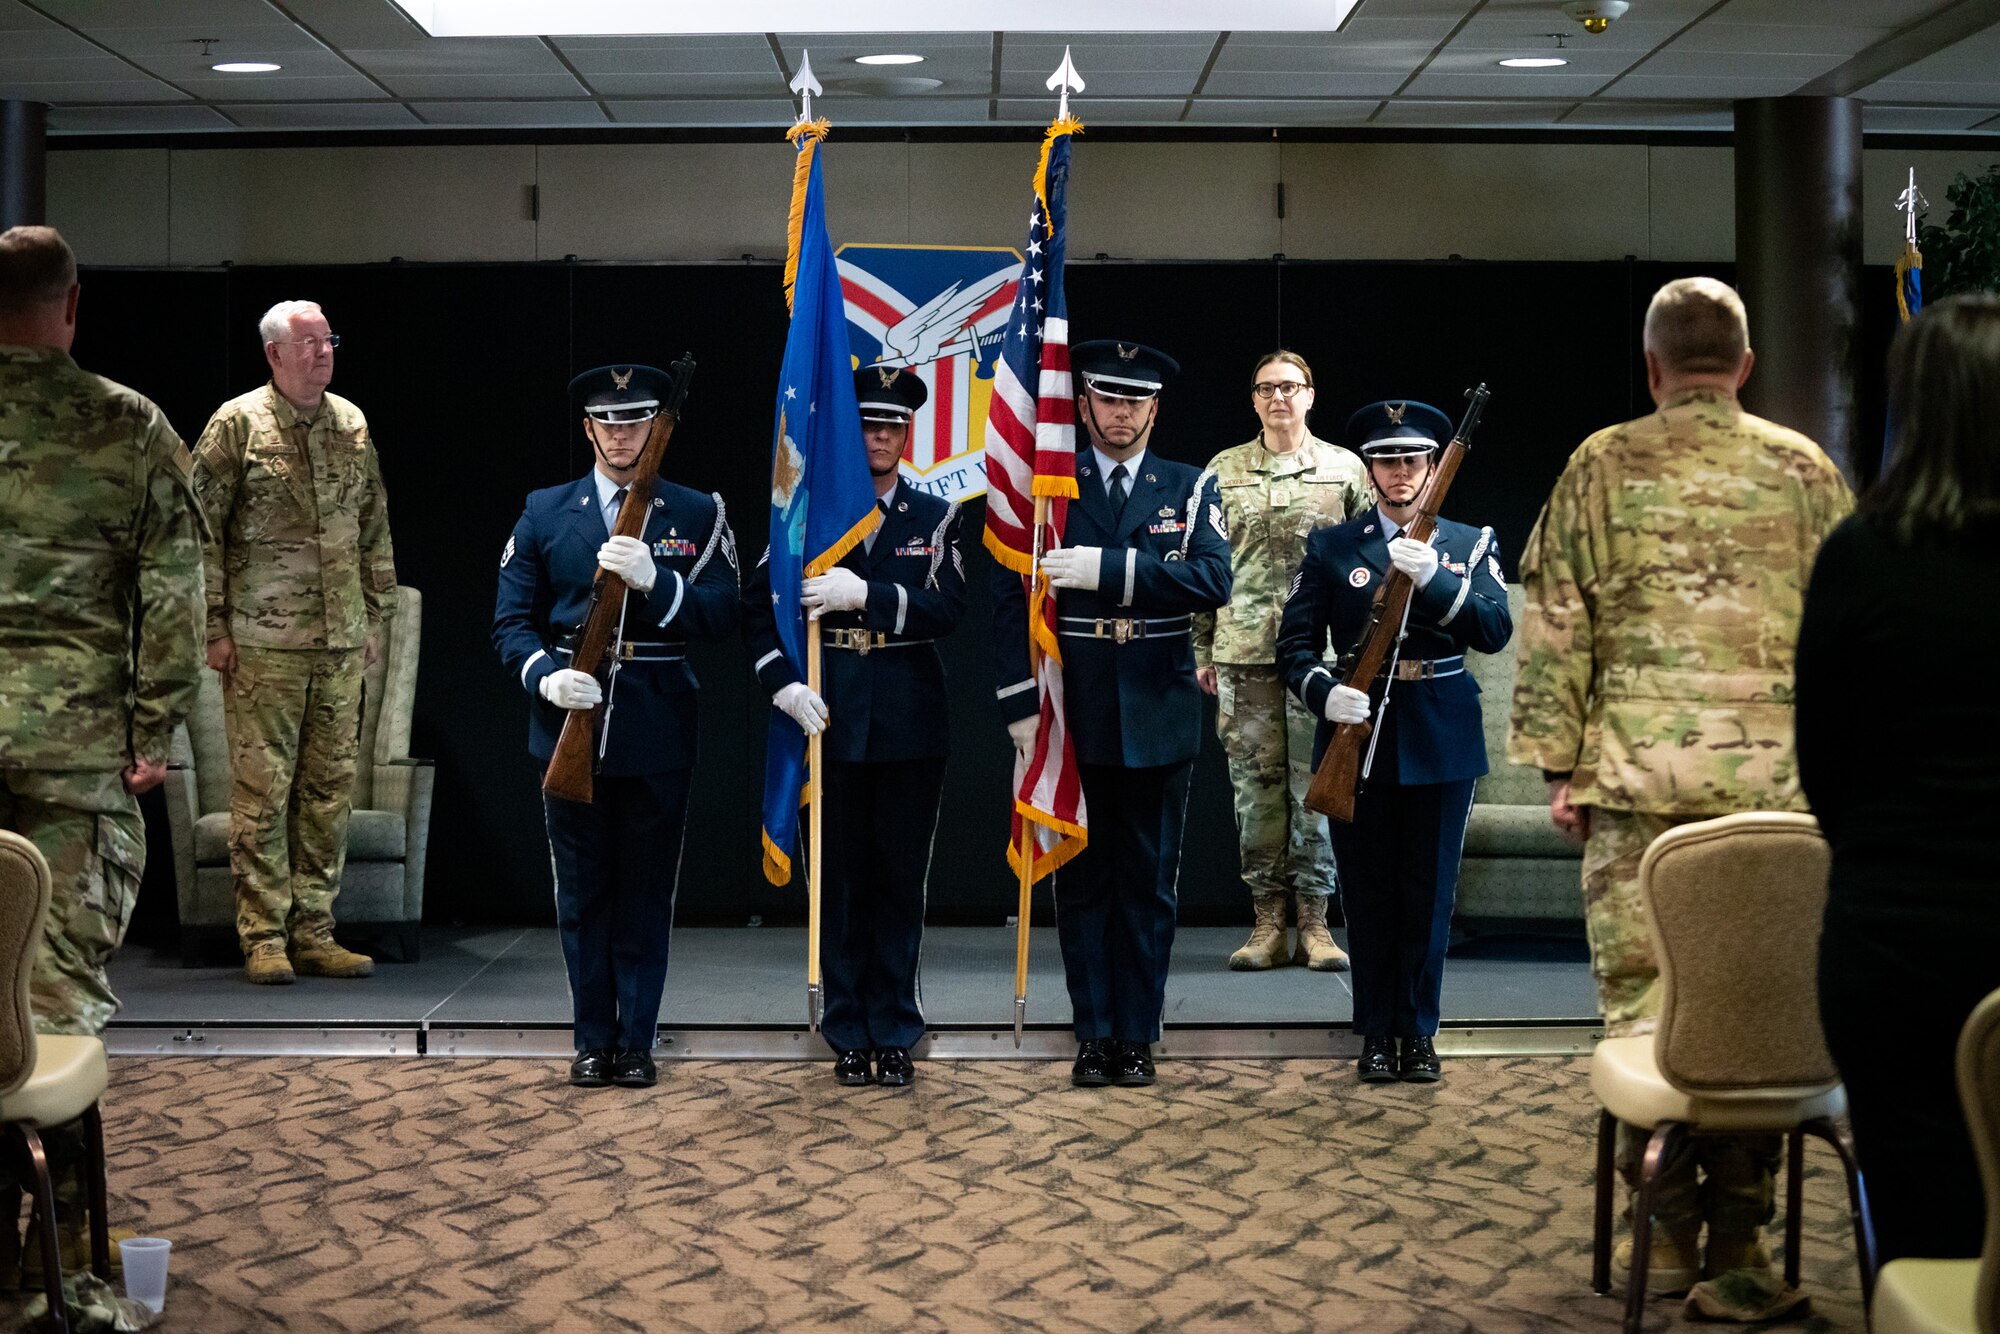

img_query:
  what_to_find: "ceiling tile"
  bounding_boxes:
[1864,78,2000,103]
[47,103,233,133]
[226,101,425,129]
[1635,49,1844,82]
[1200,71,1406,98]
[811,96,993,124]
[176,72,389,101]
[1668,23,1884,57]
[554,34,781,76]
[1604,72,1818,100]
[1558,99,1732,130]
[587,71,793,96]
[1000,68,1201,98]
[346,39,569,76]
[370,72,591,98]
[1404,69,1624,99]
[412,100,610,126]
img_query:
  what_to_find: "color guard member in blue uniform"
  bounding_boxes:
[743,366,967,1089]
[493,365,740,1089]
[994,341,1232,1089]
[1276,401,1512,1084]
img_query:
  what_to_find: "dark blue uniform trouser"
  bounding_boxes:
[543,767,690,1053]
[1329,776,1477,1038]
[821,756,944,1055]
[1055,761,1192,1045]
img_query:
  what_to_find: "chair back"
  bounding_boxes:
[171,585,422,814]
[0,830,51,1098]
[1958,987,2000,1334]
[1643,811,1837,1094]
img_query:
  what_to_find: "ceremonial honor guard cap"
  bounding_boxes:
[1348,400,1453,459]
[1072,340,1180,401]
[855,365,929,423]
[571,364,671,424]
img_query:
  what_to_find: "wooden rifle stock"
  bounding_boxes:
[1304,384,1490,823]
[542,356,696,804]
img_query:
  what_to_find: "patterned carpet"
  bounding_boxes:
[4,1056,1866,1332]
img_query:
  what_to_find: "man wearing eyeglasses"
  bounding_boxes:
[1194,351,1370,975]
[192,300,397,986]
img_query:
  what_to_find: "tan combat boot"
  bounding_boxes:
[1613,1227,1702,1297]
[1228,892,1291,971]
[290,930,374,979]
[1293,894,1351,971]
[244,939,295,985]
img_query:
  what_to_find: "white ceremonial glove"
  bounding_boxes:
[1387,537,1439,589]
[1007,715,1040,762]
[539,668,603,711]
[1041,546,1104,591]
[597,535,656,594]
[801,568,868,618]
[1324,683,1372,725]
[774,682,830,737]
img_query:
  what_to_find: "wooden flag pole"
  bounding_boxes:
[806,617,823,1031]
[1013,494,1051,1047]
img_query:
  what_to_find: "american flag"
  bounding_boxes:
[983,117,1086,881]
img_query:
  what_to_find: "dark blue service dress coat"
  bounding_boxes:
[993,452,1232,1045]
[1277,508,1512,1038]
[492,471,740,1055]
[743,480,968,1054]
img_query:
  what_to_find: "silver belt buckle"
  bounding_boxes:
[1106,618,1135,644]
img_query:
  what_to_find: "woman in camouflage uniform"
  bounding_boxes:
[1194,352,1369,972]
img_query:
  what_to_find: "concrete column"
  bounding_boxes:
[1,100,49,230]
[1733,96,1863,480]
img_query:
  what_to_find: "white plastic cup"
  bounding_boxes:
[119,1237,171,1314]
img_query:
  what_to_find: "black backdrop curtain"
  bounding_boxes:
[80,257,1893,929]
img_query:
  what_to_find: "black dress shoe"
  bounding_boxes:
[611,1049,658,1087]
[834,1049,874,1086]
[875,1047,914,1087]
[1356,1036,1398,1084]
[1071,1038,1114,1088]
[1398,1035,1441,1082]
[1112,1041,1156,1087]
[568,1048,615,1087]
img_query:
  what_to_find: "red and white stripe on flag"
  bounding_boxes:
[982,119,1087,883]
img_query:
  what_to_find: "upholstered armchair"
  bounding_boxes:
[163,586,432,964]
[1457,584,1585,922]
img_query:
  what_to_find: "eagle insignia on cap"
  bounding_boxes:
[1116,344,1138,360]
[877,367,899,388]
[611,368,634,391]
[1385,402,1406,426]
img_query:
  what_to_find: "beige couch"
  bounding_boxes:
[163,586,432,964]
[1458,584,1585,922]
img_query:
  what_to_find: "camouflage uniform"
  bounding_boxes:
[1508,385,1853,1268]
[192,384,396,952]
[0,344,205,1036]
[1195,434,1369,911]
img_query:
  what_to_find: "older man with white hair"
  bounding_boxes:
[192,300,398,985]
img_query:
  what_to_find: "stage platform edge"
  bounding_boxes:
[103,1020,1601,1061]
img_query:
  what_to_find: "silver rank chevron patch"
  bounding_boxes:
[500,535,515,568]
[1208,502,1227,540]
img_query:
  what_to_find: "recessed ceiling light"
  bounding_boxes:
[855,53,924,65]
[212,61,282,73]
[1498,56,1568,68]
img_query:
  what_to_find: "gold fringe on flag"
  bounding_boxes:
[781,118,830,316]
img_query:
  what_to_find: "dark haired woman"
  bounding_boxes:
[1801,293,2000,1264]
[1193,352,1370,974]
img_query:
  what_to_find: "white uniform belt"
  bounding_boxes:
[1057,615,1192,643]
[824,628,934,655]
